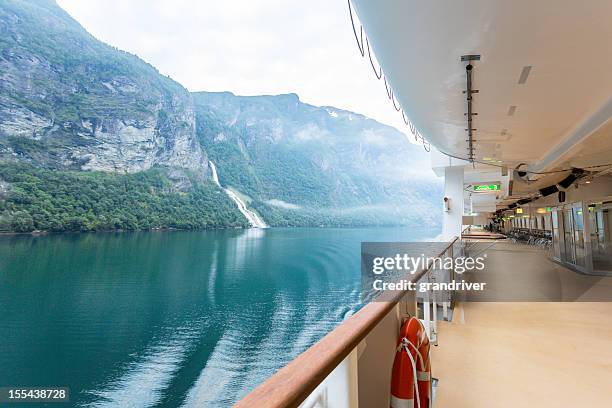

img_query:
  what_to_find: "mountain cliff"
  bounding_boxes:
[0,0,442,232]
[0,0,207,174]
[0,0,244,232]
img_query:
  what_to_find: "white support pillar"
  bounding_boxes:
[443,166,465,240]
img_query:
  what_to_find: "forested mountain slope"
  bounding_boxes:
[0,0,441,232]
[194,92,442,228]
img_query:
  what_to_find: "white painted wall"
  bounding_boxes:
[443,166,465,239]
[299,350,359,408]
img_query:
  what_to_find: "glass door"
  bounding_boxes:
[571,204,585,268]
[552,202,594,273]
[562,207,575,265]
[552,208,561,260]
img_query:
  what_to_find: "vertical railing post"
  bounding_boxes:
[432,285,438,345]
[442,296,448,321]
[423,289,431,339]
[444,243,455,320]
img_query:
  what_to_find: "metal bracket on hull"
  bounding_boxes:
[462,54,481,163]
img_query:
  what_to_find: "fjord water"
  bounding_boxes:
[0,227,434,407]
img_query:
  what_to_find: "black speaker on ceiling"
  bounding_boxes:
[558,191,566,203]
[558,173,578,189]
[539,185,559,197]
[558,169,584,189]
[517,198,532,205]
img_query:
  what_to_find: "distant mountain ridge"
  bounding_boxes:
[0,0,441,232]
[193,91,442,227]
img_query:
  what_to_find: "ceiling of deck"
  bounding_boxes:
[351,0,612,173]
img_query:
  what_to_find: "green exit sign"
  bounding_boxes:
[473,184,500,191]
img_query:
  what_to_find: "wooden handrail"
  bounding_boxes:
[234,237,459,408]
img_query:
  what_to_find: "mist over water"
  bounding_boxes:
[0,227,436,407]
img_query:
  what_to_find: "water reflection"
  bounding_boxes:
[0,227,432,407]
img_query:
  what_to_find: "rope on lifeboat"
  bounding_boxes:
[347,0,432,153]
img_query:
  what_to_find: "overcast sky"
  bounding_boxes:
[56,0,420,144]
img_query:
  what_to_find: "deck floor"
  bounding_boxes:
[431,242,612,407]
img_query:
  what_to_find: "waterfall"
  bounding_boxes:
[209,161,268,228]
[210,160,221,187]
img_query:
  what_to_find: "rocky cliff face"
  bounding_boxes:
[0,0,207,175]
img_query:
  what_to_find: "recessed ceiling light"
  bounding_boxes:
[518,66,532,84]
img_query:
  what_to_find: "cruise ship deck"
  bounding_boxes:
[235,1,612,406]
[432,240,612,407]
[235,237,612,408]
[433,301,612,407]
[463,239,612,301]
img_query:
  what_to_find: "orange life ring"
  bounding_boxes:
[390,316,431,408]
